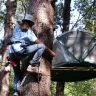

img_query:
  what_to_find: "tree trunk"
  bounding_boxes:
[63,0,71,32]
[56,0,71,96]
[0,0,17,96]
[21,0,54,96]
[55,82,65,96]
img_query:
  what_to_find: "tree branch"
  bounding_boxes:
[71,0,95,30]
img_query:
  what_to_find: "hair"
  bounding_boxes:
[22,20,34,27]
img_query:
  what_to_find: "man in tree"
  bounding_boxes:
[8,14,55,96]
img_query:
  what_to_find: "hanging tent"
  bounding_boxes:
[51,30,96,82]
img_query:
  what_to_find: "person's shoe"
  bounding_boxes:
[26,65,50,76]
[13,92,19,96]
[30,61,40,67]
[27,65,38,73]
[32,63,40,67]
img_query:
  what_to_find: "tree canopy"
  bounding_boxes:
[74,0,96,34]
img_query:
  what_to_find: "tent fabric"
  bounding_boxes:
[52,31,96,67]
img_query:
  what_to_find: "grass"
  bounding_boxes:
[9,68,14,96]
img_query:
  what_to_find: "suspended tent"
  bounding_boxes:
[51,30,96,82]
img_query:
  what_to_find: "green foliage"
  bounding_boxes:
[9,69,14,96]
[55,1,64,26]
[0,0,6,22]
[0,15,5,22]
[51,82,56,96]
[16,0,31,22]
[74,0,96,34]
[51,79,96,96]
[64,79,96,96]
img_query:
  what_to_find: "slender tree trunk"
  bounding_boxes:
[0,0,17,96]
[56,0,71,96]
[63,0,71,32]
[21,0,54,96]
[56,82,65,96]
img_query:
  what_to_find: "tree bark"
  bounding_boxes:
[63,0,71,32]
[21,0,54,96]
[56,0,71,96]
[0,0,17,96]
[55,82,65,96]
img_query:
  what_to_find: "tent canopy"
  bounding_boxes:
[51,30,96,82]
[52,30,96,67]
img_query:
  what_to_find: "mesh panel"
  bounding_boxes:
[52,31,96,66]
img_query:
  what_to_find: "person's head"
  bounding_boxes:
[21,14,34,32]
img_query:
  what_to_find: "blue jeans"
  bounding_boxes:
[9,44,45,93]
[13,61,21,94]
[26,44,45,64]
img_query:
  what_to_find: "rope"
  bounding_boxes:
[20,74,27,86]
[36,1,39,96]
[37,66,40,96]
[36,1,41,95]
